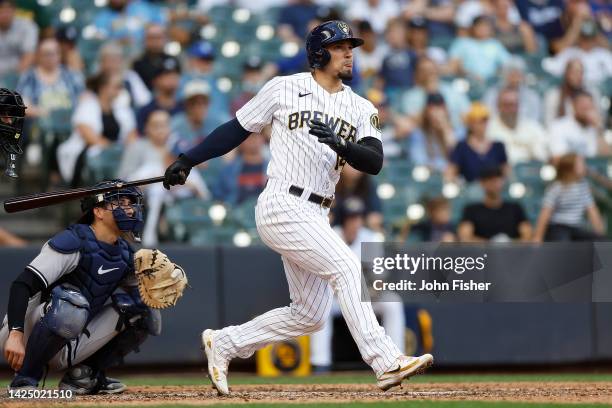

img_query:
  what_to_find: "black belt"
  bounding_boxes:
[288,185,334,209]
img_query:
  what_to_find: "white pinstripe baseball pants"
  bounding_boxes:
[214,179,402,376]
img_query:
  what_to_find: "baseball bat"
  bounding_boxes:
[3,176,165,213]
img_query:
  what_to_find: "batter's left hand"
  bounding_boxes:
[309,120,347,154]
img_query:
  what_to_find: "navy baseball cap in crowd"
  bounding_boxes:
[189,41,215,60]
[56,26,79,44]
[426,92,445,105]
[244,56,263,71]
[340,197,366,221]
[153,56,181,78]
[409,17,428,30]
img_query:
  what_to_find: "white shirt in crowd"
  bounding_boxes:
[543,47,612,88]
[487,116,548,163]
[548,115,599,158]
[57,92,136,182]
[345,0,401,34]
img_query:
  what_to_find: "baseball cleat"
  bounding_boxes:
[376,354,434,391]
[58,365,127,395]
[201,329,230,395]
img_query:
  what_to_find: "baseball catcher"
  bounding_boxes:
[0,88,26,178]
[1,180,187,394]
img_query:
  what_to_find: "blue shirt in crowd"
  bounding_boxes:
[450,140,508,182]
[515,0,565,41]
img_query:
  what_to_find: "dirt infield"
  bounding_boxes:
[2,382,612,407]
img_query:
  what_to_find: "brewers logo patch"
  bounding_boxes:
[370,114,381,131]
[338,22,350,34]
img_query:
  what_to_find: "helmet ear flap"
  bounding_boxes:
[318,48,331,68]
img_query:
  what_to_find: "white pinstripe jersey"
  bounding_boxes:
[236,72,382,197]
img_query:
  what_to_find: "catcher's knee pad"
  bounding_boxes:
[43,285,90,340]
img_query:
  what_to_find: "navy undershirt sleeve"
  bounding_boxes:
[183,118,251,166]
[342,137,384,175]
[7,269,46,331]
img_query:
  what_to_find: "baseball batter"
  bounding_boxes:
[163,20,433,394]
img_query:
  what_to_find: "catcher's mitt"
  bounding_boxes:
[134,248,188,309]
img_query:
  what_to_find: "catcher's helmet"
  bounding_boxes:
[79,179,145,237]
[306,20,364,69]
[0,88,26,178]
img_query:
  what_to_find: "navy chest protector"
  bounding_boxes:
[48,224,134,315]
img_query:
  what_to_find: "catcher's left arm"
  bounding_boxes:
[133,249,188,309]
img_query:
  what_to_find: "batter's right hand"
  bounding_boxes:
[164,154,194,190]
[4,330,25,371]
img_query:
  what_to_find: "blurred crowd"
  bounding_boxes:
[0,0,611,247]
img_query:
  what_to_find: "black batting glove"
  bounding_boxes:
[309,119,348,155]
[163,154,194,190]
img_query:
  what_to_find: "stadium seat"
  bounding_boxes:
[82,145,123,185]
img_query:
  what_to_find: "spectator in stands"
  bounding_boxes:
[158,0,208,46]
[310,197,405,373]
[333,165,383,231]
[230,57,266,116]
[380,18,418,94]
[402,0,456,39]
[549,89,610,162]
[591,0,612,41]
[170,80,212,155]
[17,38,83,120]
[353,21,387,81]
[516,0,591,54]
[458,166,532,242]
[181,41,230,128]
[542,18,612,89]
[57,72,137,186]
[367,88,405,159]
[406,17,447,65]
[0,0,38,79]
[15,0,52,38]
[409,93,457,172]
[119,110,209,246]
[446,103,508,183]
[278,0,320,39]
[132,24,171,91]
[212,132,267,206]
[136,56,183,134]
[491,0,537,54]
[454,0,495,36]
[399,56,470,133]
[543,58,601,127]
[533,153,605,241]
[408,196,456,242]
[487,87,548,164]
[55,26,84,73]
[93,0,166,55]
[346,0,401,35]
[483,57,543,123]
[449,15,510,84]
[97,42,151,110]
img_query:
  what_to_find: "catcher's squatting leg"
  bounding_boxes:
[213,179,402,376]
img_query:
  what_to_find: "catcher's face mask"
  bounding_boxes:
[80,181,145,241]
[104,189,145,242]
[0,88,26,178]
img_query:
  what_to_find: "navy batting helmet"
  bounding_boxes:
[306,20,364,69]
